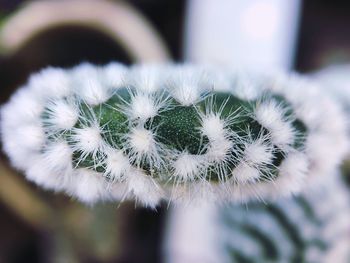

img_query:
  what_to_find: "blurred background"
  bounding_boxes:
[0,0,349,262]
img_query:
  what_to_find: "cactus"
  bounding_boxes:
[220,173,350,263]
[1,63,348,207]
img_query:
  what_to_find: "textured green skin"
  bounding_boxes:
[149,104,208,154]
[96,97,129,148]
[43,90,308,182]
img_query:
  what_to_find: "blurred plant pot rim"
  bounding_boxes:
[0,0,170,62]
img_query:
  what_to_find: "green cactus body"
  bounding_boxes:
[42,87,307,185]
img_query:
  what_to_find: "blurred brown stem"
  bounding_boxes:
[0,160,54,228]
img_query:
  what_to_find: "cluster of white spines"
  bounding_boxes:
[0,63,348,207]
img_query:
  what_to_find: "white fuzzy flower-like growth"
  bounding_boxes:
[0,63,348,207]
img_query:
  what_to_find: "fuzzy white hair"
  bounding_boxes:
[104,148,131,181]
[12,123,45,151]
[167,65,209,106]
[70,168,108,204]
[243,139,273,167]
[43,99,78,130]
[172,152,205,182]
[117,88,171,126]
[130,93,158,120]
[254,100,295,150]
[1,88,44,170]
[126,126,163,170]
[1,87,44,127]
[201,65,233,93]
[273,152,309,196]
[205,137,232,164]
[1,135,37,170]
[71,63,111,105]
[128,64,165,93]
[26,155,63,190]
[231,71,262,101]
[101,62,127,89]
[128,127,154,153]
[201,114,226,141]
[43,140,73,172]
[231,163,260,184]
[28,67,71,99]
[71,125,104,156]
[126,169,164,208]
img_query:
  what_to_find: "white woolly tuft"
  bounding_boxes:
[101,62,127,89]
[26,154,67,191]
[129,93,158,120]
[305,132,347,181]
[254,100,287,130]
[274,152,309,196]
[231,72,262,101]
[231,163,260,184]
[71,63,110,105]
[70,168,107,204]
[173,152,204,181]
[254,100,295,150]
[13,123,45,151]
[104,148,131,181]
[126,126,164,173]
[167,65,209,106]
[43,141,73,171]
[0,88,46,169]
[205,137,232,164]
[71,125,104,154]
[201,114,226,141]
[1,87,44,127]
[243,140,273,166]
[1,135,36,170]
[129,64,164,93]
[129,127,155,155]
[171,83,200,106]
[28,67,71,99]
[126,169,163,208]
[126,126,165,170]
[44,99,78,130]
[202,65,233,92]
[119,89,170,124]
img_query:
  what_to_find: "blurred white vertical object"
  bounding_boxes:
[184,0,301,71]
[165,204,222,263]
[166,1,302,262]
